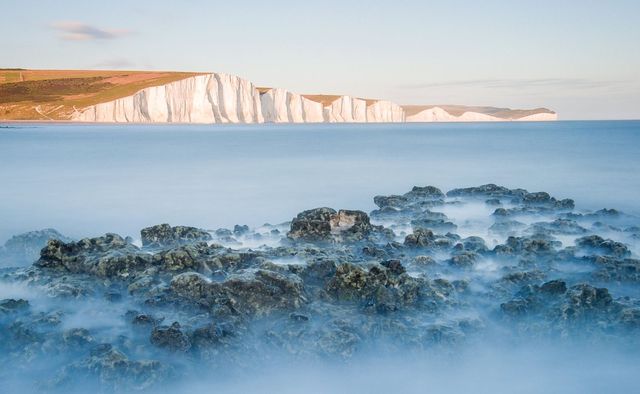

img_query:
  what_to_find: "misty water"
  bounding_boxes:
[1,120,640,393]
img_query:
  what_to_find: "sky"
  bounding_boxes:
[1,0,639,119]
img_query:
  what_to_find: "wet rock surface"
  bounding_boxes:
[0,183,639,391]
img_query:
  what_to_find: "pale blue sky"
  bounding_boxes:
[2,0,639,119]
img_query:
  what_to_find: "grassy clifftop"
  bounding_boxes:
[0,69,201,120]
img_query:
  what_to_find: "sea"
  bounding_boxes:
[1,120,638,242]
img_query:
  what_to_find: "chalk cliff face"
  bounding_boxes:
[73,73,557,123]
[74,74,264,123]
[405,107,503,122]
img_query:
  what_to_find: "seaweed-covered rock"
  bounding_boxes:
[447,184,527,200]
[575,235,631,258]
[36,234,151,278]
[287,208,375,242]
[171,269,305,316]
[150,322,191,352]
[324,262,426,313]
[57,344,168,391]
[141,224,212,248]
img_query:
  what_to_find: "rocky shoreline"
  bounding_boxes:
[1,184,639,391]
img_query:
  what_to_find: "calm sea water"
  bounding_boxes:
[0,121,638,242]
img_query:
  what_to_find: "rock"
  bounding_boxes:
[373,195,408,209]
[171,269,306,316]
[0,298,29,313]
[325,263,424,312]
[0,228,72,266]
[590,256,640,282]
[529,219,587,235]
[36,234,151,278]
[404,186,445,201]
[59,344,168,390]
[404,228,435,248]
[523,192,575,209]
[489,220,526,235]
[447,184,527,200]
[575,235,631,258]
[412,255,436,266]
[150,322,191,352]
[151,242,216,273]
[448,251,478,268]
[233,225,250,236]
[63,328,94,347]
[539,279,567,295]
[493,235,561,258]
[287,208,375,242]
[140,224,212,248]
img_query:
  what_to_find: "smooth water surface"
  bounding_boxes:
[0,121,638,241]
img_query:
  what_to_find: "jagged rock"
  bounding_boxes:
[141,224,212,248]
[529,219,587,235]
[373,195,408,209]
[151,242,216,272]
[150,322,191,352]
[36,234,151,278]
[58,344,168,390]
[324,263,426,313]
[233,225,250,236]
[493,235,561,258]
[0,228,72,266]
[0,298,29,313]
[403,186,445,201]
[287,208,375,242]
[523,192,575,209]
[412,255,436,266]
[575,235,631,258]
[448,251,478,268]
[171,269,305,316]
[404,228,435,248]
[447,184,527,200]
[63,328,94,348]
[590,256,640,282]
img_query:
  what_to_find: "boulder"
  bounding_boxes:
[150,322,191,352]
[140,224,212,248]
[287,208,375,242]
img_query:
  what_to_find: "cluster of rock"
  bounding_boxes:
[0,184,638,390]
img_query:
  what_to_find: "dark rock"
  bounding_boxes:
[404,228,435,248]
[381,259,406,275]
[171,269,305,316]
[150,322,191,352]
[539,279,567,295]
[36,234,151,278]
[0,228,72,266]
[448,251,478,268]
[0,298,29,313]
[575,235,631,258]
[373,195,408,209]
[141,224,212,248]
[404,186,445,201]
[590,256,640,282]
[325,263,425,313]
[287,208,375,242]
[233,225,250,236]
[447,184,527,200]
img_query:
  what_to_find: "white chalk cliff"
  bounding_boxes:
[73,73,557,123]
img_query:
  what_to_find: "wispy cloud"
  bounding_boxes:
[400,78,625,91]
[51,21,132,41]
[92,58,135,69]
